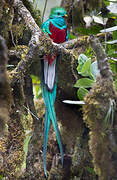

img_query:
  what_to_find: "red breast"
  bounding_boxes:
[45,22,67,65]
[49,22,67,44]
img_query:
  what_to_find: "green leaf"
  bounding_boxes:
[77,54,89,73]
[86,166,96,175]
[69,33,77,40]
[91,61,100,78]
[84,47,94,58]
[31,75,42,99]
[80,59,93,78]
[33,85,42,99]
[74,78,95,88]
[78,54,88,65]
[109,59,117,74]
[77,87,89,100]
[31,75,40,84]
[107,48,115,56]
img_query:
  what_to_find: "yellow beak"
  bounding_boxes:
[64,14,68,18]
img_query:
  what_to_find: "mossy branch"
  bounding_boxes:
[0,35,11,135]
[12,0,78,85]
[89,35,113,80]
[62,37,87,49]
[24,75,42,130]
[83,36,117,179]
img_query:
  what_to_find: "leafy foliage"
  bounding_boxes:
[77,87,89,100]
[76,25,102,35]
[77,54,89,73]
[75,54,100,100]
[74,78,94,88]
[86,166,96,175]
[0,175,3,180]
[69,33,77,40]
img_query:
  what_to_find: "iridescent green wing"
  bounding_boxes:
[41,19,51,36]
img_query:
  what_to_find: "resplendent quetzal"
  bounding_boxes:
[41,7,69,177]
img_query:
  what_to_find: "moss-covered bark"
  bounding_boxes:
[83,37,117,180]
[0,2,106,180]
[0,35,12,176]
[0,0,14,45]
[0,36,11,135]
[83,77,117,180]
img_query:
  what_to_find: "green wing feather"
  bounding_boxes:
[41,20,51,35]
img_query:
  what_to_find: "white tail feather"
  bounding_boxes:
[44,59,56,91]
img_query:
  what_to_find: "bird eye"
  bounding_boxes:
[57,12,60,15]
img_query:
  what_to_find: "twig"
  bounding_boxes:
[10,30,16,47]
[42,0,48,23]
[23,105,39,121]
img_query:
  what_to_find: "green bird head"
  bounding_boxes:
[49,7,67,19]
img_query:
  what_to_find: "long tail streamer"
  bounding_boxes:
[42,78,63,177]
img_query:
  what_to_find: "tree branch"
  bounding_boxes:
[0,36,12,135]
[12,0,77,85]
[89,35,113,80]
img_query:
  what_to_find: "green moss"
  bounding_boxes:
[83,77,117,179]
[71,137,96,179]
[12,23,25,44]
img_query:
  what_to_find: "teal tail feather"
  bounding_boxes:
[43,108,50,177]
[42,81,63,177]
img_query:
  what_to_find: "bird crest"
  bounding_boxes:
[49,7,67,18]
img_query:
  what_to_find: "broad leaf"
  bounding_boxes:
[74,78,95,88]
[77,87,89,100]
[91,61,100,78]
[80,59,93,78]
[77,54,89,73]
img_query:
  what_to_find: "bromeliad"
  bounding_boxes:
[41,7,69,177]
